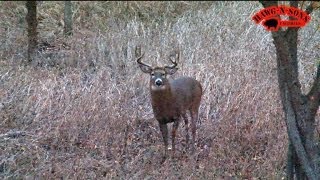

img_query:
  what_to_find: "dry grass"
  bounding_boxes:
[0,1,319,179]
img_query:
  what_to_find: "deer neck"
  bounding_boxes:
[150,85,175,107]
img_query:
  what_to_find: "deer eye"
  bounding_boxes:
[151,72,155,76]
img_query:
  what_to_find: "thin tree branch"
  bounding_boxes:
[305,2,316,15]
[290,1,298,8]
[259,1,278,8]
[300,1,306,10]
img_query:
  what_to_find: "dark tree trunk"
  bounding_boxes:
[64,1,73,36]
[260,1,320,179]
[26,1,38,63]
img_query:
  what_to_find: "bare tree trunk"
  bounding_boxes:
[26,1,38,63]
[260,1,320,179]
[64,1,73,36]
[286,142,294,179]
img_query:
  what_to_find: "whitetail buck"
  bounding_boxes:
[136,46,202,159]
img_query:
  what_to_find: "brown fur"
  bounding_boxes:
[136,47,202,159]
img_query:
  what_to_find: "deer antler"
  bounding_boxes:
[135,46,150,67]
[166,50,179,69]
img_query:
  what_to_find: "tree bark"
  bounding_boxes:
[64,1,73,36]
[260,1,320,179]
[26,1,38,62]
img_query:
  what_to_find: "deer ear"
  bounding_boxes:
[139,64,152,74]
[164,67,178,75]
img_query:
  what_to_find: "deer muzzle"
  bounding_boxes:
[155,78,163,86]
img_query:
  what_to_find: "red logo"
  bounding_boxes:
[252,6,311,32]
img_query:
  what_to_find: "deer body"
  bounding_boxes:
[136,47,202,159]
[151,77,202,124]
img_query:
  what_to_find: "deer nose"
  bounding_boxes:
[155,79,163,86]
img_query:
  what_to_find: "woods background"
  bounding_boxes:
[0,1,319,179]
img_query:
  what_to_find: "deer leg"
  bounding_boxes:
[190,110,198,154]
[181,113,189,150]
[172,119,180,158]
[159,123,168,159]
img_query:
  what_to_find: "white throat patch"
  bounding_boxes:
[151,84,167,91]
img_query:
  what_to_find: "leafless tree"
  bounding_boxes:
[64,1,73,36]
[26,1,38,62]
[260,1,319,179]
